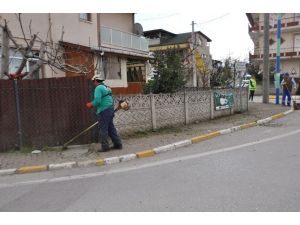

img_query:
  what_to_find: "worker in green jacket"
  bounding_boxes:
[86,74,122,152]
[249,75,256,101]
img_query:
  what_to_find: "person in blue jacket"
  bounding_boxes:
[86,74,122,152]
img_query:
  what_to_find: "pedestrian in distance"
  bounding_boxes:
[86,74,122,152]
[249,75,256,101]
[281,72,296,107]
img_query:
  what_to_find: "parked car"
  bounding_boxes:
[240,74,251,87]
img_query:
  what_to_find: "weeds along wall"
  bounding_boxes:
[0,76,248,151]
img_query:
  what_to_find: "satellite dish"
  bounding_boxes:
[134,23,144,36]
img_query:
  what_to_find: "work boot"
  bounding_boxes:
[98,145,110,152]
[112,144,123,150]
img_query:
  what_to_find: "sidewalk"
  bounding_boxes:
[0,101,291,171]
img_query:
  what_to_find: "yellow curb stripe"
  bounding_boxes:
[95,159,105,166]
[191,131,221,144]
[136,150,155,158]
[271,113,284,120]
[240,122,257,129]
[269,95,300,100]
[16,165,48,174]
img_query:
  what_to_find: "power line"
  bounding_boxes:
[198,13,230,25]
[136,13,179,21]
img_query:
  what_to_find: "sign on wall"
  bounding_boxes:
[214,92,234,110]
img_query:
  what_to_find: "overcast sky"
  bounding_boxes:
[135,13,253,62]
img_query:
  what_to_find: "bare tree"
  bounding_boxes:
[0,14,96,80]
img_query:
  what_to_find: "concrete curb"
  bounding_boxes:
[0,108,294,176]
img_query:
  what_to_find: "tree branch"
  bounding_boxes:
[16,34,37,75]
[16,13,29,47]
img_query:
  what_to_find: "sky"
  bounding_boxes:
[135,12,253,62]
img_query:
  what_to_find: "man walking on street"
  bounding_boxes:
[249,75,256,101]
[86,74,122,152]
[281,72,296,107]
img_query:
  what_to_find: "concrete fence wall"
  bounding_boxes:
[113,88,249,134]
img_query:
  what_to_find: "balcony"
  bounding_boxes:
[100,26,149,54]
[249,18,300,34]
[249,47,300,61]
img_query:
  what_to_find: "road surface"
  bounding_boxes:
[0,111,299,211]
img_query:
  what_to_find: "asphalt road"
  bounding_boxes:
[0,110,299,212]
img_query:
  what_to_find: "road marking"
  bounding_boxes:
[1,128,300,189]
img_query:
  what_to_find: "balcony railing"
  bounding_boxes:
[250,47,300,60]
[249,18,300,33]
[100,26,149,52]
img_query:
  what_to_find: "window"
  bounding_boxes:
[295,13,300,22]
[197,39,202,46]
[99,55,121,80]
[0,48,40,79]
[79,13,92,22]
[295,34,300,51]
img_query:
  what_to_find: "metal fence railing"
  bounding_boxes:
[100,26,149,52]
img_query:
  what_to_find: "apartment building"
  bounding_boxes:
[0,13,150,92]
[247,13,300,78]
[143,29,212,87]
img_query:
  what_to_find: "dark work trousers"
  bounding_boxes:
[97,106,122,150]
[282,89,291,106]
[249,90,255,101]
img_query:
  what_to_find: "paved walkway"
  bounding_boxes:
[0,100,292,171]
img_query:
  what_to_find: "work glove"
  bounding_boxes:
[86,102,93,108]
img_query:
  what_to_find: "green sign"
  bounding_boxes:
[214,92,234,110]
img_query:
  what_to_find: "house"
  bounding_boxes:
[0,13,151,93]
[143,29,212,87]
[247,13,300,78]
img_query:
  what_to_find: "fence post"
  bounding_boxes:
[210,90,214,119]
[150,93,157,130]
[247,87,249,111]
[230,89,235,115]
[239,85,243,113]
[13,80,23,149]
[184,91,189,125]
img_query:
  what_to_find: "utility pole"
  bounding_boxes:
[191,21,197,87]
[1,21,9,79]
[275,13,282,105]
[263,13,270,103]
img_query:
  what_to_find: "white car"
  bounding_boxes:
[240,74,251,87]
[241,79,250,87]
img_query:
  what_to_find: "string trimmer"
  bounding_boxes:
[62,100,129,149]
